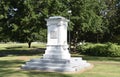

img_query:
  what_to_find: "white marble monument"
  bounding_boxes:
[21,16,92,72]
[43,16,70,60]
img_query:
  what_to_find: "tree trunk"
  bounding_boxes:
[97,34,99,43]
[28,41,32,48]
[72,31,79,52]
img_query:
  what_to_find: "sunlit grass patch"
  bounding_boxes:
[0,43,120,77]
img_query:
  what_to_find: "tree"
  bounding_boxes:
[12,0,42,48]
[0,0,46,47]
[2,0,119,49]
[0,0,69,47]
[112,0,120,44]
[69,0,107,51]
[0,0,12,42]
[0,0,107,46]
[104,0,120,44]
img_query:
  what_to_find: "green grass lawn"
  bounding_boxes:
[0,42,46,56]
[0,43,120,77]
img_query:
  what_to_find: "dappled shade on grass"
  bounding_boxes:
[0,58,71,77]
[0,56,120,77]
[0,43,46,57]
[0,43,120,77]
[0,48,45,57]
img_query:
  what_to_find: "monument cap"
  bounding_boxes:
[46,16,69,22]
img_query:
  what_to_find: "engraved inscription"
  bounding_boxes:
[50,31,57,39]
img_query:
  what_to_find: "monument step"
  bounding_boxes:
[22,62,91,72]
[22,65,76,72]
[28,58,86,65]
[23,58,88,68]
[26,62,70,67]
[22,57,91,72]
[25,62,89,68]
[30,58,71,63]
[28,57,85,64]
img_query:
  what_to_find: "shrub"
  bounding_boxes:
[77,42,120,57]
[105,43,120,56]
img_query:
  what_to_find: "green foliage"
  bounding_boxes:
[0,0,47,46]
[112,35,120,44]
[0,0,69,44]
[77,42,120,57]
[105,0,120,43]
[0,0,120,48]
[70,0,107,50]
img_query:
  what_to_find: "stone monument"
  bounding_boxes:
[21,16,92,72]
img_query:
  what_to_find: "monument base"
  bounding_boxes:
[21,57,91,72]
[21,16,92,72]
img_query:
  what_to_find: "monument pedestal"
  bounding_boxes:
[21,16,92,72]
[43,45,71,59]
[22,57,91,72]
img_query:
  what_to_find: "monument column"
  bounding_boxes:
[43,16,71,59]
[22,16,92,72]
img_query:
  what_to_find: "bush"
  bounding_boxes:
[77,42,120,57]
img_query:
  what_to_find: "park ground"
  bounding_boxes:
[0,43,120,77]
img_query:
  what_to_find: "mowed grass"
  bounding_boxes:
[0,42,46,50]
[0,43,120,77]
[0,42,46,56]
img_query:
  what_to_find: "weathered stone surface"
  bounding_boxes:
[21,16,92,72]
[22,57,91,72]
